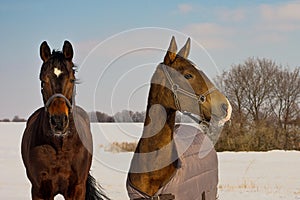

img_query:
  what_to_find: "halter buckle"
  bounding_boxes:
[198,95,206,104]
[150,196,160,200]
[171,84,179,92]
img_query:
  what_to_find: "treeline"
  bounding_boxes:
[89,110,196,123]
[89,110,145,123]
[0,115,26,122]
[215,57,300,151]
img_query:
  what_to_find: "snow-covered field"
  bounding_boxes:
[1,122,299,200]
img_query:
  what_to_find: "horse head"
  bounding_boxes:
[151,36,232,127]
[39,41,76,135]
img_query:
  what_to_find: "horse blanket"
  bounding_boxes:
[127,124,218,200]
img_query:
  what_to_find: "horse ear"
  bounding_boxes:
[164,36,177,65]
[63,40,73,61]
[40,41,51,62]
[178,38,191,59]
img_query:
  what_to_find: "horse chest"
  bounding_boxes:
[30,144,79,180]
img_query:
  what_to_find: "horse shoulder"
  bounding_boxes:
[21,108,44,155]
[73,106,90,124]
[21,108,47,182]
[72,106,93,154]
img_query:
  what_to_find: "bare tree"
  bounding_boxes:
[269,67,300,149]
[270,67,300,128]
[217,57,279,123]
[217,64,248,127]
[215,58,300,150]
[240,58,279,122]
[131,111,146,122]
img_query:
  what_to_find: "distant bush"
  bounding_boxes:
[12,115,26,122]
[0,116,26,122]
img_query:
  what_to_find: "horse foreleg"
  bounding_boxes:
[64,183,86,200]
[32,196,54,200]
[202,191,205,200]
[31,181,55,200]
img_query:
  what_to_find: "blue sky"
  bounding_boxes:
[0,0,299,119]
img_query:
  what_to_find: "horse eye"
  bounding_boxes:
[184,74,193,79]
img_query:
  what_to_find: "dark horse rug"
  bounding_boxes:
[127,124,218,200]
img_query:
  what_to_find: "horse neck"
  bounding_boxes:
[138,104,176,152]
[129,101,178,195]
[132,100,178,175]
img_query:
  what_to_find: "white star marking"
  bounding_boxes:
[54,68,63,77]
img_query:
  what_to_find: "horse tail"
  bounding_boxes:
[85,173,111,200]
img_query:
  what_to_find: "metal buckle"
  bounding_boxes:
[198,95,206,104]
[171,84,179,92]
[151,196,160,200]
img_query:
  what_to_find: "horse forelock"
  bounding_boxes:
[40,50,77,78]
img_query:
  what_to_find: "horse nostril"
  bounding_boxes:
[50,116,57,126]
[221,103,228,115]
[63,115,68,122]
[50,115,68,131]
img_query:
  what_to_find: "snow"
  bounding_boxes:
[0,122,299,200]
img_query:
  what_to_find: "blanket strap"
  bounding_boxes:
[133,193,175,200]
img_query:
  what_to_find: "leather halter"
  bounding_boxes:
[44,85,76,113]
[45,93,73,112]
[161,64,217,111]
[133,193,175,200]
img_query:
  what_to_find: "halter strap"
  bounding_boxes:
[45,93,73,112]
[133,193,175,200]
[161,64,217,111]
[44,83,76,113]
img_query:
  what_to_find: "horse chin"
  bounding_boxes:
[52,130,69,137]
[210,114,226,128]
[48,114,70,137]
[50,124,69,137]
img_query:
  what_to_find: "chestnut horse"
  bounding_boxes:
[21,41,110,200]
[127,37,232,200]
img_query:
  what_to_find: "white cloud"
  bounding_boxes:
[260,2,300,21]
[180,1,300,49]
[217,8,247,22]
[182,23,235,50]
[177,4,193,14]
[259,2,300,32]
[255,32,287,44]
[184,23,235,36]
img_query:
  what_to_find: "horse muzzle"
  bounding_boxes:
[45,94,72,136]
[49,114,69,135]
[213,99,232,127]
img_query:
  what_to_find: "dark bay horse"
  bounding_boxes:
[127,37,232,199]
[21,41,110,200]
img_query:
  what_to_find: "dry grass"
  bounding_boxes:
[219,179,284,194]
[219,180,258,192]
[103,142,137,153]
